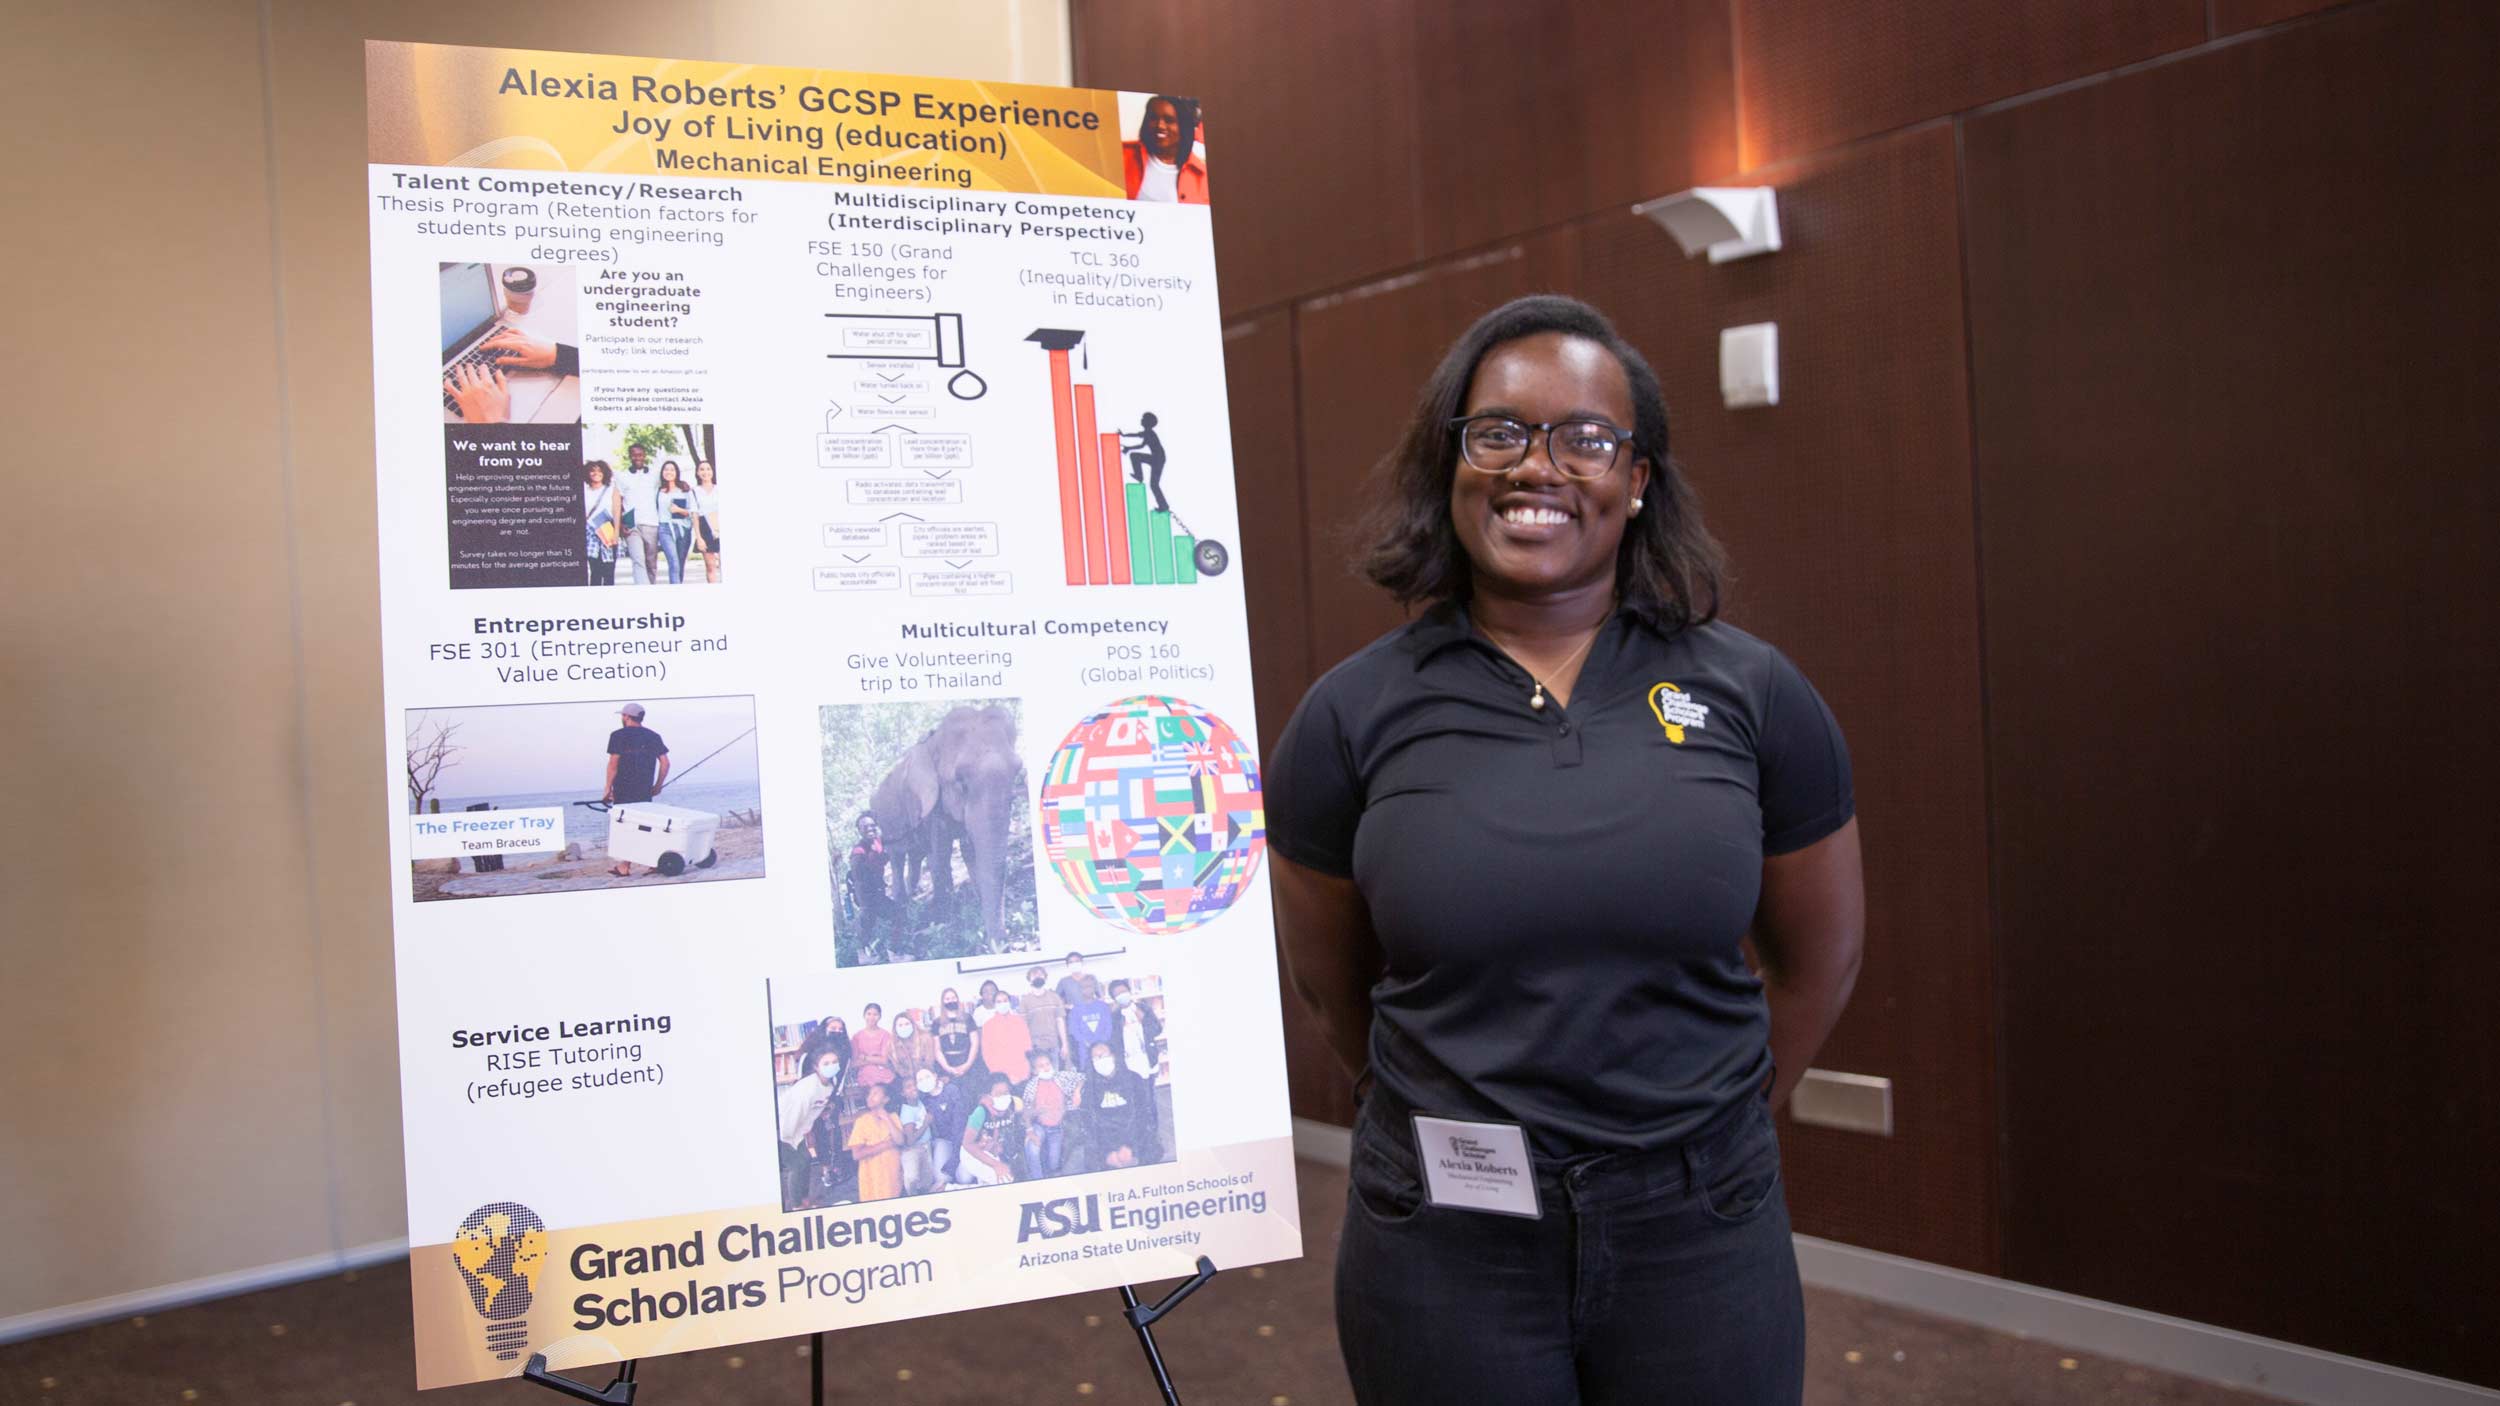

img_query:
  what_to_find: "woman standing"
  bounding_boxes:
[1268,296,1863,1405]
[933,988,980,1085]
[889,1007,936,1090]
[849,1002,897,1091]
[844,1083,905,1202]
[692,460,723,583]
[656,459,694,584]
[582,460,620,585]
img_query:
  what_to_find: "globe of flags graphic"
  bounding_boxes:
[1039,695,1267,934]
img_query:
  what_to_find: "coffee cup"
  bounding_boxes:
[499,265,538,315]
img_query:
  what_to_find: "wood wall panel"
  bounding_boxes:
[1579,125,1997,1273]
[1410,0,1738,260]
[1222,313,1313,762]
[1073,0,1423,316]
[2213,0,2355,34]
[1218,310,1350,1125]
[1733,0,2204,166]
[1965,0,2500,1383]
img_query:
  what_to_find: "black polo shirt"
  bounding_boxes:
[1267,601,1852,1155]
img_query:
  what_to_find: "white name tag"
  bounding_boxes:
[1411,1114,1542,1219]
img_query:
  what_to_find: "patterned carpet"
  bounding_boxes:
[1,1160,2286,1405]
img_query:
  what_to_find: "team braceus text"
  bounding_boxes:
[559,1208,952,1330]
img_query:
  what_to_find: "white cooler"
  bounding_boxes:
[606,803,720,876]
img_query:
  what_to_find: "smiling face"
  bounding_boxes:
[1143,99,1184,161]
[1448,332,1650,604]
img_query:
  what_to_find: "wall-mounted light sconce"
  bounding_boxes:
[1632,186,1782,263]
[1720,322,1779,409]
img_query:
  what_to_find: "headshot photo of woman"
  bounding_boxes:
[582,459,620,586]
[1267,295,1865,1405]
[692,459,722,583]
[656,459,693,585]
[1122,93,1207,205]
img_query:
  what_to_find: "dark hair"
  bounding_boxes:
[658,460,684,489]
[584,460,610,486]
[695,460,716,484]
[1138,95,1199,161]
[1355,294,1726,633]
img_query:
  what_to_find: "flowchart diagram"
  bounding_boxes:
[813,314,1228,599]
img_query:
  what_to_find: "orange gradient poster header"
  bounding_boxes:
[367,40,1125,197]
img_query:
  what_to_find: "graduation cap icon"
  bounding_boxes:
[1027,327,1091,370]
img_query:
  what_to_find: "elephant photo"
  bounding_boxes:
[821,699,1039,966]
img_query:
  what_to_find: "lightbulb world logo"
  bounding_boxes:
[450,1201,548,1361]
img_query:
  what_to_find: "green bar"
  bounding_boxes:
[1174,531,1196,584]
[1148,509,1173,583]
[1126,483,1152,585]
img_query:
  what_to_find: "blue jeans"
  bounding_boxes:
[661,524,690,583]
[1335,1086,1803,1405]
[1026,1121,1066,1177]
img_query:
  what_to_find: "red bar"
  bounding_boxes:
[1073,384,1109,585]
[1099,431,1131,583]
[1047,347,1083,584]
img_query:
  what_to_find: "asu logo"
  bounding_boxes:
[1016,1194,1105,1242]
[1647,683,1711,744]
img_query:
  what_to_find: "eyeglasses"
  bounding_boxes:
[1449,415,1635,480]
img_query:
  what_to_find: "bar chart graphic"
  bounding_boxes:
[1027,328,1227,586]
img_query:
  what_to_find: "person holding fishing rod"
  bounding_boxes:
[602,702,670,877]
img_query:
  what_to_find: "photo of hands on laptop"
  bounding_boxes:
[438,260,582,424]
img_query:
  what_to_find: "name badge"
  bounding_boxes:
[1410,1114,1541,1219]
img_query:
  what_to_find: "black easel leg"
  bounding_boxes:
[1118,1285,1184,1406]
[520,1352,638,1404]
[811,1330,825,1406]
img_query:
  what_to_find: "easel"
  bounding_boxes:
[520,1255,1224,1405]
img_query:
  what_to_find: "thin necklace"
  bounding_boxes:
[1477,608,1610,712]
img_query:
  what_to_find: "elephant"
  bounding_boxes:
[866,705,1026,954]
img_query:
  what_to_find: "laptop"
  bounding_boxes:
[439,262,506,409]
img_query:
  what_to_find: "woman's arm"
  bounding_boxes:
[1751,818,1865,1111]
[1270,854,1384,1080]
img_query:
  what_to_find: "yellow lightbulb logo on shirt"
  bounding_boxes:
[1648,683,1691,744]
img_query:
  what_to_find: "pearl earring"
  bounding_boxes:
[1631,497,1644,515]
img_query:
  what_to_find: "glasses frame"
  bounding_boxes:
[1448,414,1638,481]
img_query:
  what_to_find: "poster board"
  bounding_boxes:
[364,41,1296,1389]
